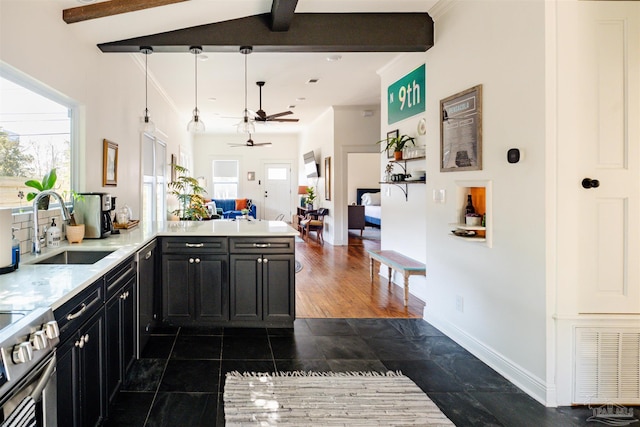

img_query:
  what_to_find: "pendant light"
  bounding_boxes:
[237,46,255,134]
[140,46,155,133]
[187,46,205,133]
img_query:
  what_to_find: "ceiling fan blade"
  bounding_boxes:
[265,111,293,120]
[252,142,273,147]
[270,118,300,122]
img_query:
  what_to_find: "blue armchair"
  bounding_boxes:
[210,198,257,219]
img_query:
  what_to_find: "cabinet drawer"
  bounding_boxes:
[161,237,228,254]
[229,237,294,254]
[54,278,104,343]
[105,256,136,299]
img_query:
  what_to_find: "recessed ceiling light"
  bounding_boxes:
[208,97,216,102]
[198,55,209,62]
[307,79,319,84]
[288,105,296,109]
[327,55,342,62]
[296,97,306,102]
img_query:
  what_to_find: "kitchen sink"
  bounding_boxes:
[32,250,115,265]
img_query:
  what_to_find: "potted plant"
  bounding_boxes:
[305,187,316,210]
[377,134,416,160]
[168,165,209,220]
[25,168,57,210]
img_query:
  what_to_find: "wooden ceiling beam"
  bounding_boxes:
[98,13,434,53]
[270,0,298,31]
[63,0,189,24]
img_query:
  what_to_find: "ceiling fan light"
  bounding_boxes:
[236,116,255,134]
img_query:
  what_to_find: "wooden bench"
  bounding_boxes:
[367,249,426,307]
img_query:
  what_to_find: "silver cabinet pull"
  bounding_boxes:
[195,258,200,264]
[185,243,204,248]
[257,258,263,263]
[263,258,269,263]
[253,243,271,248]
[189,258,194,264]
[144,250,152,260]
[66,303,87,320]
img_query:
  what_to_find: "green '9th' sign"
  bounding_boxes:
[387,64,425,125]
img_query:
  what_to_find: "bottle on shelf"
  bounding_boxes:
[465,194,475,215]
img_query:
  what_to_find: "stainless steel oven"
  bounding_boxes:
[0,308,60,427]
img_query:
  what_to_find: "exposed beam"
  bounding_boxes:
[98,13,434,53]
[63,0,189,24]
[270,0,298,31]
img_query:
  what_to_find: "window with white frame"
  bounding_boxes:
[211,160,239,199]
[0,74,73,209]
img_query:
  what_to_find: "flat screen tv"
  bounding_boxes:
[303,150,319,178]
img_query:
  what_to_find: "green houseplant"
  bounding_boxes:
[378,134,416,160]
[25,168,57,210]
[305,187,317,209]
[168,165,209,220]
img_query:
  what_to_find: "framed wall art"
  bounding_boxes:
[103,139,118,186]
[440,84,483,172]
[324,157,331,201]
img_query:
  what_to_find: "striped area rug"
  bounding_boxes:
[224,371,455,426]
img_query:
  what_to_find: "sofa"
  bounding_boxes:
[210,198,256,219]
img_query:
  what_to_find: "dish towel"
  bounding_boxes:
[1,396,36,427]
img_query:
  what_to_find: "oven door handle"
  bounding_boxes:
[30,353,56,402]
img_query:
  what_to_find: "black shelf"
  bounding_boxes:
[379,180,425,201]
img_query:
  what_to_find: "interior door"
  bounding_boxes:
[559,1,640,313]
[262,162,292,221]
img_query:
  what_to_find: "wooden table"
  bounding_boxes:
[367,249,426,307]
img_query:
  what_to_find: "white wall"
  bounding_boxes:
[419,0,548,403]
[347,153,379,205]
[192,133,299,220]
[0,0,188,219]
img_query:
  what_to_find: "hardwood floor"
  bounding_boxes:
[294,229,425,318]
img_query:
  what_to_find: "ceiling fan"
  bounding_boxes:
[253,81,299,123]
[228,134,272,148]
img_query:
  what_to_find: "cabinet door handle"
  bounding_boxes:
[185,243,204,248]
[253,243,271,248]
[66,303,87,320]
[263,258,268,263]
[189,258,194,264]
[144,250,152,260]
[83,333,89,343]
[195,258,200,264]
[257,258,263,263]
[75,338,84,349]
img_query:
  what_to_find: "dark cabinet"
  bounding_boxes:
[162,237,228,326]
[229,237,295,325]
[105,273,136,404]
[56,308,106,427]
[137,240,157,355]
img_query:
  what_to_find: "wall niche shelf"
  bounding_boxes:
[453,180,492,248]
[381,156,426,201]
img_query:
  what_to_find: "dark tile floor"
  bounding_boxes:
[106,318,596,427]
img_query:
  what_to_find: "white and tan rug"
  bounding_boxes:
[224,371,455,426]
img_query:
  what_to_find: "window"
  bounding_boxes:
[0,72,74,209]
[142,133,166,224]
[211,160,239,199]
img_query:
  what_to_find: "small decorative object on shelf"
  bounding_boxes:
[384,163,393,182]
[465,213,482,226]
[465,194,475,215]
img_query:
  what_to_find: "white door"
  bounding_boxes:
[262,163,292,221]
[559,2,640,313]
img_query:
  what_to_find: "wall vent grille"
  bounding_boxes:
[574,328,640,404]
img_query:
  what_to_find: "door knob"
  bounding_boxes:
[582,178,600,189]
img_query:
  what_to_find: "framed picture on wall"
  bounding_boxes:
[103,139,118,186]
[324,157,331,201]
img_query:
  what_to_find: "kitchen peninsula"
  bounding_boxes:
[0,219,297,328]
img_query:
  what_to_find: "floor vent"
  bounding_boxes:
[574,328,640,404]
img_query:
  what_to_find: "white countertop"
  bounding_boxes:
[0,219,297,312]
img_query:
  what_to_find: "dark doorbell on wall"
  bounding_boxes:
[507,148,520,163]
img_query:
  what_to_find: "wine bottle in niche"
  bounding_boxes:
[465,194,475,215]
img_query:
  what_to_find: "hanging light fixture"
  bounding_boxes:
[237,46,255,134]
[187,46,205,133]
[140,46,155,133]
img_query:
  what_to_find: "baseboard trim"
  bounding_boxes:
[423,308,549,406]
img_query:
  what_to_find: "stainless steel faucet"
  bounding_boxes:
[32,190,71,254]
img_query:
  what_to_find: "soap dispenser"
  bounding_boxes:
[46,218,61,248]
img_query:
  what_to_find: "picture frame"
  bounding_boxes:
[386,129,399,159]
[103,139,118,186]
[440,84,483,172]
[324,157,331,201]
[247,171,255,181]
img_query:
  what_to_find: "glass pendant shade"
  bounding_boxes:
[187,108,205,133]
[237,113,255,134]
[237,46,254,134]
[188,46,205,133]
[140,46,155,133]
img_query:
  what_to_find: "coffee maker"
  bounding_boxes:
[73,193,114,238]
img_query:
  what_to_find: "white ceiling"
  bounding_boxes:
[54,0,435,134]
